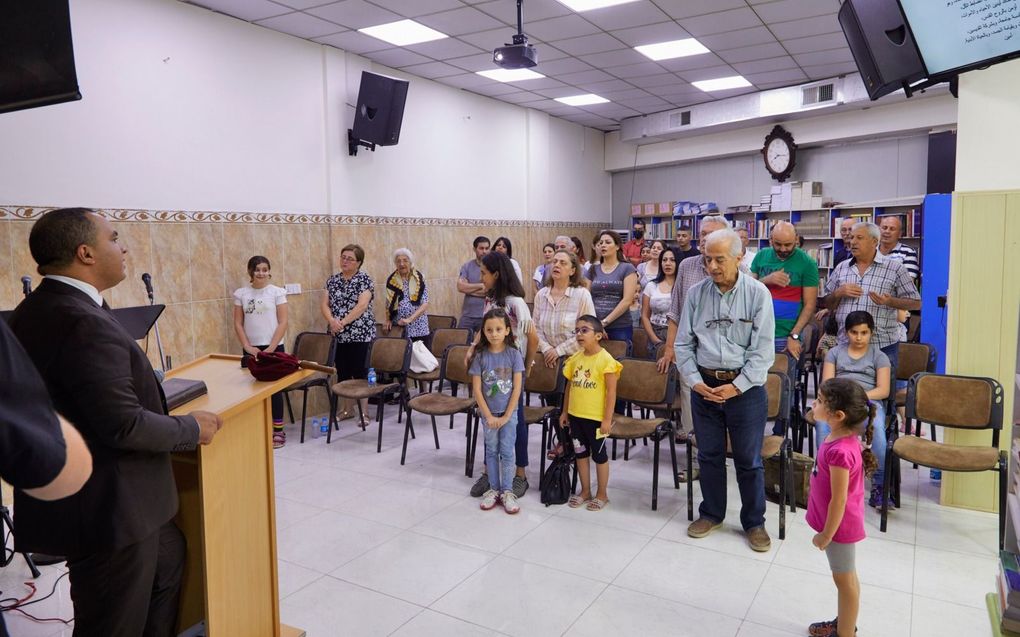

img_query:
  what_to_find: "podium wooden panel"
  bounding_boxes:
[167,354,312,637]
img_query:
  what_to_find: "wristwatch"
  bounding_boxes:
[789,333,800,341]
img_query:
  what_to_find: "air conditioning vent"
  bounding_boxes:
[802,82,835,106]
[668,109,691,128]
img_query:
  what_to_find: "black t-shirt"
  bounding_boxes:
[0,319,65,489]
[678,246,701,261]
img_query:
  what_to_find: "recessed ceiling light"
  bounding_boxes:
[634,38,710,61]
[359,19,448,46]
[692,76,752,92]
[556,0,641,10]
[476,68,546,82]
[555,94,610,106]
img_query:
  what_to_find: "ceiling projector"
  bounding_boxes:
[493,1,538,69]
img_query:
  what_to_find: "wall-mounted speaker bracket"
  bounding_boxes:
[348,129,376,157]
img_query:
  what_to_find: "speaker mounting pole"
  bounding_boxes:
[347,129,376,157]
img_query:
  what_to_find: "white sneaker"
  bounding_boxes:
[502,491,520,514]
[479,489,500,511]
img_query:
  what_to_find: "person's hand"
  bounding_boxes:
[869,291,893,306]
[463,345,475,369]
[813,309,829,323]
[243,345,261,357]
[656,348,675,374]
[763,270,791,287]
[837,283,864,299]
[329,317,344,334]
[693,383,725,403]
[397,317,410,326]
[192,410,223,445]
[812,533,831,550]
[559,412,569,428]
[709,384,740,401]
[786,337,802,359]
[543,349,559,367]
[487,416,504,430]
[382,320,392,333]
[600,419,613,436]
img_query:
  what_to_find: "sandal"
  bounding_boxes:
[677,467,700,483]
[358,415,371,430]
[675,431,689,444]
[586,498,609,512]
[568,494,588,508]
[336,410,355,422]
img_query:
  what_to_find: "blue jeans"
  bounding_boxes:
[815,400,887,485]
[880,342,899,375]
[484,409,518,493]
[691,381,767,530]
[605,325,633,354]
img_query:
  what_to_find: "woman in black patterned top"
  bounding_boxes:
[321,243,376,427]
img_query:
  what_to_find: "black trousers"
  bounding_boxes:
[67,521,186,637]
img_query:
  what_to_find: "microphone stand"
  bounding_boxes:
[147,285,168,372]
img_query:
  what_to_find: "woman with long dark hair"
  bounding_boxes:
[586,230,639,348]
[640,246,679,359]
[492,236,524,288]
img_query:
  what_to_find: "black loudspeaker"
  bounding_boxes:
[838,0,926,100]
[0,1,81,114]
[351,71,409,148]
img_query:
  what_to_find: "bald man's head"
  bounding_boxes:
[769,221,798,260]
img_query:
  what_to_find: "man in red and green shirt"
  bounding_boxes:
[750,221,818,360]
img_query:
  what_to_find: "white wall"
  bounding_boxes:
[0,0,611,223]
[955,57,1020,191]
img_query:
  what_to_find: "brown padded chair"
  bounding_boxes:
[404,344,478,476]
[427,315,457,332]
[687,372,793,539]
[521,357,564,483]
[330,337,410,452]
[602,339,629,360]
[407,327,470,393]
[280,332,337,444]
[608,358,679,510]
[631,329,650,360]
[881,372,1007,548]
[893,342,937,412]
[376,322,405,339]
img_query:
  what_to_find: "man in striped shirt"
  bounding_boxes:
[878,215,919,284]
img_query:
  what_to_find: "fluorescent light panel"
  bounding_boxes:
[359,19,447,46]
[556,0,641,10]
[555,94,609,106]
[476,68,545,82]
[692,75,752,92]
[634,38,710,61]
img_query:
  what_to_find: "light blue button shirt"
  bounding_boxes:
[675,271,775,394]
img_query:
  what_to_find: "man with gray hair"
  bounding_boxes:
[676,228,775,552]
[825,221,920,370]
[554,235,573,253]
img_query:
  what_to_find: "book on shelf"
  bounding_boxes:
[830,211,874,237]
[814,243,834,268]
[672,201,719,215]
[875,209,922,238]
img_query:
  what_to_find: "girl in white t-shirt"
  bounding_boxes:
[233,256,289,448]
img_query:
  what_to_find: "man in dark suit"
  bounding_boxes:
[9,208,223,637]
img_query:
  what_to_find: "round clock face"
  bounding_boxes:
[765,138,791,173]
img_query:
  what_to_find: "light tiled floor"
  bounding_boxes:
[0,408,999,637]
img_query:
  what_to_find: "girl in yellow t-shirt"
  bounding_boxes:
[559,315,622,511]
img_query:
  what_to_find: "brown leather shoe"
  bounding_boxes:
[687,517,722,538]
[746,525,771,552]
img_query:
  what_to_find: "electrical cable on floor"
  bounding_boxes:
[0,570,73,625]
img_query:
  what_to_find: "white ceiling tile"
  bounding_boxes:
[445,52,498,71]
[600,87,655,100]
[800,61,860,79]
[580,48,649,68]
[703,85,758,99]
[437,73,498,89]
[306,1,404,29]
[605,61,669,78]
[656,52,725,73]
[365,48,432,67]
[525,15,601,41]
[554,69,616,85]
[744,68,809,84]
[367,0,465,18]
[270,0,334,9]
[551,33,626,56]
[732,55,799,74]
[498,91,546,103]
[406,38,484,60]
[188,0,290,21]
[534,43,569,61]
[399,60,465,79]
[416,6,505,35]
[577,78,637,93]
[253,11,343,37]
[717,42,788,64]
[534,57,596,75]
[627,73,685,88]
[516,77,568,90]
[469,82,526,96]
[582,103,641,118]
[533,86,589,98]
[752,0,839,24]
[791,48,853,67]
[457,27,512,49]
[654,0,748,20]
[608,21,692,47]
[581,1,670,31]
[677,7,764,37]
[768,14,841,40]
[698,26,778,51]
[474,0,572,23]
[782,32,849,55]
[660,90,707,103]
[675,64,740,82]
[526,98,564,110]
[314,29,390,53]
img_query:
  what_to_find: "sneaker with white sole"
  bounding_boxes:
[512,475,528,498]
[470,474,490,498]
[502,491,520,514]
[479,489,500,511]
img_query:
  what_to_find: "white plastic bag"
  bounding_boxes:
[409,340,439,373]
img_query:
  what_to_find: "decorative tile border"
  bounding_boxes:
[0,205,605,228]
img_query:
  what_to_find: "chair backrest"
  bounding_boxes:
[292,331,335,366]
[368,337,411,374]
[907,314,921,343]
[376,322,404,338]
[765,372,791,423]
[427,315,457,332]
[602,339,628,360]
[896,342,936,381]
[430,328,470,357]
[906,372,1003,431]
[443,344,472,386]
[769,351,791,377]
[655,342,669,361]
[615,358,674,406]
[631,329,650,360]
[525,357,563,394]
[800,322,819,357]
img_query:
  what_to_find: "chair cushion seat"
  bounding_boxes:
[407,368,440,382]
[761,435,783,458]
[609,415,667,439]
[893,436,1000,472]
[284,371,330,392]
[408,393,475,416]
[332,379,398,399]
[524,405,556,425]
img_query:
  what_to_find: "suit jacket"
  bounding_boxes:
[9,278,199,556]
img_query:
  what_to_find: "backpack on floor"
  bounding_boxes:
[540,455,575,507]
[764,450,812,508]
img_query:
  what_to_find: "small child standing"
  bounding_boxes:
[806,377,878,637]
[559,315,622,512]
[469,308,525,514]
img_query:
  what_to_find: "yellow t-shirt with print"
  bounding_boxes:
[563,348,623,423]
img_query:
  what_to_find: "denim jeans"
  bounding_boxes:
[691,380,767,530]
[815,400,887,485]
[605,325,633,354]
[880,342,900,375]
[484,409,518,493]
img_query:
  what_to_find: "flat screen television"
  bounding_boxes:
[0,1,81,115]
[898,0,1020,78]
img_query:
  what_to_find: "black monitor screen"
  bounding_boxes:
[899,0,1020,76]
[0,1,81,115]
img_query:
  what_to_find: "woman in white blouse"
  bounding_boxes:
[640,246,678,359]
[533,250,595,368]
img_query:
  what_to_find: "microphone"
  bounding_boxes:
[141,272,154,302]
[21,276,31,297]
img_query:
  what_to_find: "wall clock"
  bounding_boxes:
[762,124,797,182]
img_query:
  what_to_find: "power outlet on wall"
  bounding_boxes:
[285,283,301,295]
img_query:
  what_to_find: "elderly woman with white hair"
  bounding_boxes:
[383,247,430,341]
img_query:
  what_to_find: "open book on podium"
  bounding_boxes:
[166,353,311,637]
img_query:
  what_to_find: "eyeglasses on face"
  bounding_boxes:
[573,327,595,335]
[340,255,359,262]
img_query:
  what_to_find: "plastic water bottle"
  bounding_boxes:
[367,368,377,385]
[930,469,942,480]
[310,418,319,438]
[320,418,329,436]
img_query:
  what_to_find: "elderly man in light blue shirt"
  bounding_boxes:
[676,228,776,552]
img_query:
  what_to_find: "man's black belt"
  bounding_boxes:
[698,366,742,381]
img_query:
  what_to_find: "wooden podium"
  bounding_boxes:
[167,354,312,637]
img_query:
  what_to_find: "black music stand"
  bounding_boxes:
[112,304,166,340]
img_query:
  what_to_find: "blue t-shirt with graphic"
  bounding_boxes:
[468,347,525,416]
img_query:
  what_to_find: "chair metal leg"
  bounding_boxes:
[686,439,694,521]
[431,414,440,450]
[668,428,679,490]
[652,438,660,511]
[300,390,309,444]
[284,393,295,427]
[326,393,336,444]
[778,444,786,540]
[880,440,895,533]
[612,439,618,461]
[539,421,548,484]
[401,409,413,465]
[376,396,385,453]
[467,411,480,478]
